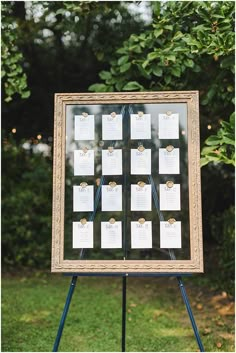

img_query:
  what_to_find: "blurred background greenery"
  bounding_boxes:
[1,1,235,294]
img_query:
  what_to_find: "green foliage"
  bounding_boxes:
[89,1,234,104]
[1,2,30,102]
[201,113,235,166]
[210,206,235,294]
[2,136,52,269]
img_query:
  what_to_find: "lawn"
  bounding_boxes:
[1,274,235,352]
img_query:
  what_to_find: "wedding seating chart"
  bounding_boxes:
[52,92,203,274]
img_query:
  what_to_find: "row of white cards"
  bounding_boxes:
[75,113,179,141]
[73,221,181,249]
[74,148,179,175]
[73,184,181,212]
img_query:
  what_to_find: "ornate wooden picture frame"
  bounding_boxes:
[51,91,203,273]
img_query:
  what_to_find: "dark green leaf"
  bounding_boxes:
[154,28,163,38]
[118,55,129,66]
[123,81,144,91]
[120,62,131,73]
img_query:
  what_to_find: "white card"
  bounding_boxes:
[159,148,180,174]
[131,149,151,175]
[74,150,94,176]
[73,221,93,248]
[131,221,152,248]
[131,184,152,211]
[101,221,122,248]
[73,185,94,212]
[160,184,181,210]
[160,221,181,248]
[159,113,179,139]
[130,114,151,139]
[102,185,122,211]
[102,149,122,175]
[74,115,94,140]
[102,114,123,140]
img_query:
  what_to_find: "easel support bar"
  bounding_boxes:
[177,276,204,352]
[122,276,127,352]
[53,275,78,352]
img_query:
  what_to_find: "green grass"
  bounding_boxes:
[1,274,235,352]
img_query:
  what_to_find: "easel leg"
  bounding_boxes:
[177,276,205,352]
[53,276,78,352]
[122,276,127,352]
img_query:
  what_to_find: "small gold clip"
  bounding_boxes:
[108,146,114,153]
[138,218,145,224]
[109,218,116,224]
[166,181,174,188]
[82,147,88,153]
[166,111,172,116]
[166,145,174,152]
[111,112,116,118]
[138,145,145,152]
[80,182,88,188]
[168,218,176,224]
[138,111,144,117]
[80,218,87,225]
[137,181,146,187]
[109,181,117,188]
[82,112,88,117]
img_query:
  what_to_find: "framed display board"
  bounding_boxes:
[51,91,203,273]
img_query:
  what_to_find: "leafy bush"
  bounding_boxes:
[2,136,52,269]
[201,112,235,166]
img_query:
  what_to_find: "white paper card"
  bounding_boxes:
[74,115,94,140]
[102,149,122,175]
[74,150,94,176]
[131,149,151,175]
[102,185,122,211]
[159,113,179,139]
[101,221,122,248]
[73,222,93,248]
[130,114,151,139]
[131,184,152,211]
[160,184,181,210]
[159,148,180,174]
[131,221,152,248]
[160,221,181,248]
[102,114,123,140]
[73,185,94,212]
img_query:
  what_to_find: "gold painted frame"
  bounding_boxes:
[51,91,203,273]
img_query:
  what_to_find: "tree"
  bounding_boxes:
[1,1,146,139]
[1,2,30,102]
